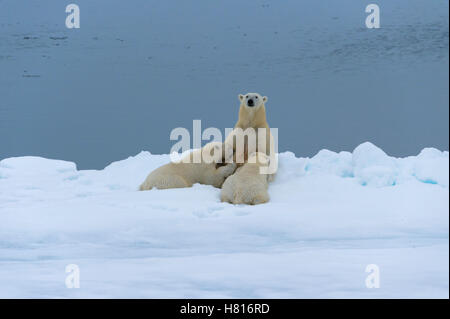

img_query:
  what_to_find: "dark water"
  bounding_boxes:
[0,0,448,169]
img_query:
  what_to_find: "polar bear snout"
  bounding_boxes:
[247,99,255,107]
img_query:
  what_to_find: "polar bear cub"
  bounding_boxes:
[224,93,277,179]
[220,152,271,205]
[139,142,236,190]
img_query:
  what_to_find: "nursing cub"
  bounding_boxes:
[139,142,236,190]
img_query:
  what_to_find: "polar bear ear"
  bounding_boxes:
[238,94,244,102]
[262,96,268,103]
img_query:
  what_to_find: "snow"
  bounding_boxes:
[352,142,398,187]
[0,142,448,298]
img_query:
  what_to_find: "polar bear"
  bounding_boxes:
[139,142,236,190]
[220,152,271,205]
[224,92,277,178]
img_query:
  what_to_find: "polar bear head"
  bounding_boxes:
[238,93,267,109]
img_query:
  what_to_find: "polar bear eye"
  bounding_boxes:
[246,95,248,98]
[255,96,258,99]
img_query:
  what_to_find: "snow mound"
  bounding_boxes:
[276,142,448,188]
[413,148,450,187]
[306,149,353,178]
[0,156,76,178]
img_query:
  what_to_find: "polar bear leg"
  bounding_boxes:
[251,193,269,205]
[139,178,153,191]
[220,191,231,203]
[220,175,235,203]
